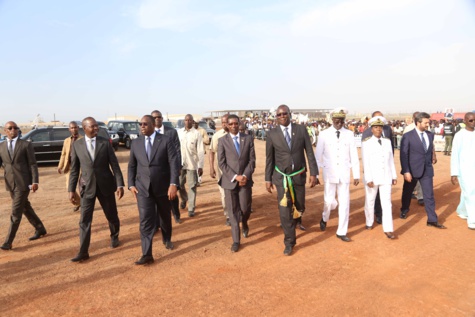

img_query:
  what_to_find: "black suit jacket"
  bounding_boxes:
[400,129,434,179]
[217,133,255,190]
[265,123,318,186]
[128,133,180,197]
[0,139,39,191]
[69,136,124,199]
[162,126,181,167]
[362,125,394,153]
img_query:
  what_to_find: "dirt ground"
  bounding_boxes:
[1,140,474,316]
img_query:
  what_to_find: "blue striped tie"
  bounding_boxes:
[233,136,240,156]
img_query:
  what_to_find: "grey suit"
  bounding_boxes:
[265,123,318,247]
[0,138,45,246]
[69,136,124,255]
[128,133,180,256]
[218,133,255,243]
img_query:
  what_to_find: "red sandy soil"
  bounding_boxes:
[1,141,474,316]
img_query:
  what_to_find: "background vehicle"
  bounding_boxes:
[162,121,175,129]
[21,126,116,163]
[107,120,140,149]
[198,120,215,138]
[175,119,185,130]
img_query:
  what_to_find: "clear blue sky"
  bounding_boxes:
[1,0,474,123]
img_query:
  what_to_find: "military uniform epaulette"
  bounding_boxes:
[363,136,372,142]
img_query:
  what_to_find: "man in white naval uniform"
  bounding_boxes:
[451,112,475,229]
[362,116,397,239]
[315,107,360,242]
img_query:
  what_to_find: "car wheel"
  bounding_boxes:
[125,138,131,149]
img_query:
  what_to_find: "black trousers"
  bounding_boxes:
[4,190,45,245]
[78,188,120,255]
[401,175,438,223]
[276,184,305,247]
[155,196,180,229]
[138,189,172,256]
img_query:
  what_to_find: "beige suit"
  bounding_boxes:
[58,135,83,207]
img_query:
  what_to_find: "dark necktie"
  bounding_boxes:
[421,133,427,152]
[378,139,382,145]
[336,130,340,139]
[233,136,240,155]
[157,128,161,134]
[146,136,152,161]
[284,127,291,149]
[8,140,13,159]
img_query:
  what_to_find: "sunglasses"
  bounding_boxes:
[6,126,19,130]
[276,112,289,117]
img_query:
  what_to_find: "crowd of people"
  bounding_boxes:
[0,106,473,263]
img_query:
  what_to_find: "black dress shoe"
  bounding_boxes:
[110,236,120,248]
[165,241,174,250]
[180,202,186,210]
[135,255,154,265]
[242,225,249,238]
[298,223,306,231]
[71,253,90,262]
[320,219,327,231]
[0,243,12,250]
[283,245,293,256]
[175,218,182,224]
[427,222,447,229]
[365,225,372,230]
[231,243,239,253]
[188,210,195,217]
[29,228,47,241]
[400,211,408,219]
[418,199,425,206]
[336,234,351,242]
[385,232,395,239]
[375,216,382,224]
[225,218,231,226]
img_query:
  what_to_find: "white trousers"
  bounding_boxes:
[323,182,350,236]
[364,184,394,232]
[218,185,227,217]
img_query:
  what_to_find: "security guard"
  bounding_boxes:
[362,116,397,239]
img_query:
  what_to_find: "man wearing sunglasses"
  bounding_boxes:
[0,121,47,250]
[265,105,319,256]
[451,112,475,229]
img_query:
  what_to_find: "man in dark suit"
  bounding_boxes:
[0,121,47,250]
[265,105,319,256]
[69,117,125,262]
[151,110,182,226]
[400,112,445,228]
[128,115,180,265]
[218,114,255,253]
[362,111,394,224]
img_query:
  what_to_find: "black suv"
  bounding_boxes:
[107,120,140,149]
[21,126,117,164]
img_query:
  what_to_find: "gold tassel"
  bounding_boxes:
[279,187,288,206]
[292,206,302,219]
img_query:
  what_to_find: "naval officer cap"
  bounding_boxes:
[369,116,387,127]
[331,107,348,119]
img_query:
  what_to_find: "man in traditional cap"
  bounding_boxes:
[362,116,397,239]
[315,107,360,242]
[361,111,394,224]
[451,112,475,229]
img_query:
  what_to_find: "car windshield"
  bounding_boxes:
[123,122,140,132]
[198,122,209,129]
[163,121,174,128]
